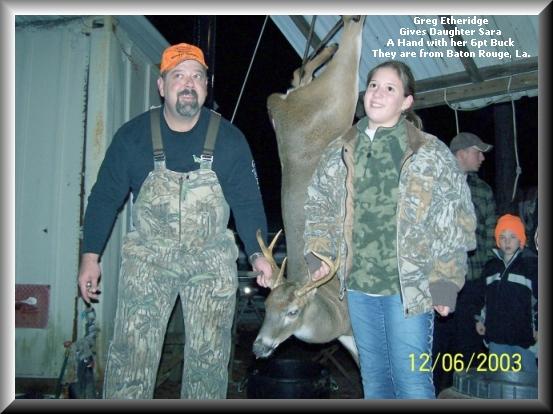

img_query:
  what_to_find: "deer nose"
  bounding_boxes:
[252,338,276,358]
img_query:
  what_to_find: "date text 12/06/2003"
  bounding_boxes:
[410,353,523,373]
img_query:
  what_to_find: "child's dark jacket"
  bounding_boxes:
[480,248,538,348]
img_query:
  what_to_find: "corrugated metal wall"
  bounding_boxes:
[15,17,90,378]
[15,15,167,380]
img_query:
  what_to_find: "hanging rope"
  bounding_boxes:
[231,16,269,124]
[454,109,459,134]
[443,76,523,202]
[444,88,460,133]
[507,76,522,202]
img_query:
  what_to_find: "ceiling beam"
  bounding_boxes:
[413,70,537,109]
[416,56,537,93]
[439,15,483,83]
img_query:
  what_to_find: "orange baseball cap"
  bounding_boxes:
[160,43,208,74]
[494,214,527,248]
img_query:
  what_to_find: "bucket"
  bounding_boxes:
[439,369,538,399]
[247,358,330,399]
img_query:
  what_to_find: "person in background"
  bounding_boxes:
[77,42,272,399]
[300,60,476,399]
[450,132,497,281]
[476,214,538,372]
[433,132,497,393]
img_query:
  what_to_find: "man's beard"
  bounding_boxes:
[176,88,200,117]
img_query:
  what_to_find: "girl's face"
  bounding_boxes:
[363,67,413,130]
[498,229,522,259]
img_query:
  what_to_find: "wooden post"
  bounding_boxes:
[194,16,216,110]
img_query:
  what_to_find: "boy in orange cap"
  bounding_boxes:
[475,214,538,372]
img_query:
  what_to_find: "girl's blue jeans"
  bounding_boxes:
[347,291,436,399]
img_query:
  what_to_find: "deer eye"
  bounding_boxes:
[287,309,299,317]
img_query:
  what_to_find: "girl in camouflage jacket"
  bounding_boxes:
[303,61,476,399]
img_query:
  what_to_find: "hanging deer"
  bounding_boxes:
[267,15,365,284]
[256,15,365,361]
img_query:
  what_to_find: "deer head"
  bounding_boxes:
[253,230,340,359]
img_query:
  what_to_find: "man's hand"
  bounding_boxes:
[433,305,451,317]
[254,257,274,288]
[78,253,102,303]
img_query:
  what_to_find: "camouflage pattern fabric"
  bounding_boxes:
[304,117,476,316]
[103,155,238,399]
[348,120,406,295]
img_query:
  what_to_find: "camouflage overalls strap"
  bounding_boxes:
[104,107,239,399]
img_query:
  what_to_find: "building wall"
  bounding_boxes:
[15,15,167,380]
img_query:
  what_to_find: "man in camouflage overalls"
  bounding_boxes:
[78,43,272,399]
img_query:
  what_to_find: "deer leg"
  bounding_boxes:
[291,43,339,88]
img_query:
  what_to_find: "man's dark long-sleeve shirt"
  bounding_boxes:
[82,106,268,258]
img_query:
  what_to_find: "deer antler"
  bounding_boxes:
[295,251,340,297]
[256,229,287,289]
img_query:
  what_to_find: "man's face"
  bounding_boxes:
[456,146,485,173]
[158,60,208,118]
